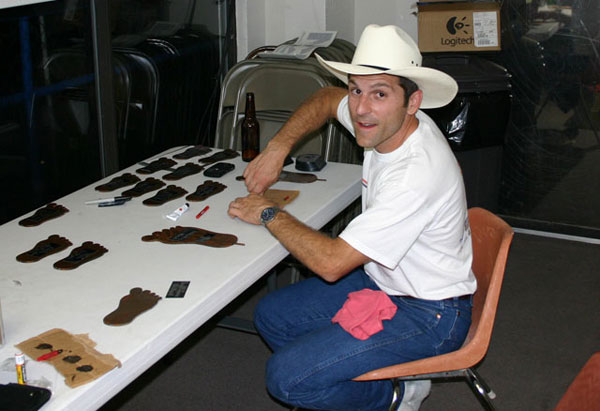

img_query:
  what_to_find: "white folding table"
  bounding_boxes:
[0,146,362,410]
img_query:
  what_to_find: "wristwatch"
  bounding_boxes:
[260,206,280,226]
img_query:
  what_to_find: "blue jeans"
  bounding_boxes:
[254,268,472,411]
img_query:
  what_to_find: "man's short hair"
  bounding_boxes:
[397,76,419,107]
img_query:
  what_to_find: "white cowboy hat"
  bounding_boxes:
[316,24,458,109]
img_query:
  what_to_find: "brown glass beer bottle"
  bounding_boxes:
[241,92,259,162]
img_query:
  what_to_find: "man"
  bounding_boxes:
[228,25,476,411]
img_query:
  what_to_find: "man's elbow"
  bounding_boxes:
[314,259,353,283]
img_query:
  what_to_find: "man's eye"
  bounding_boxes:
[377,92,386,98]
[351,88,361,95]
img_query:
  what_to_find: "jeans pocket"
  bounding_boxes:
[399,298,443,329]
[434,308,471,354]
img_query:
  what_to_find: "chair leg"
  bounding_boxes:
[388,378,402,411]
[267,269,278,292]
[290,266,301,284]
[465,367,496,411]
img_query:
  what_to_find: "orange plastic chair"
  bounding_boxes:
[353,207,514,410]
[555,352,600,411]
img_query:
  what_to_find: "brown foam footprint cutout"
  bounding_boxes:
[173,145,212,160]
[136,157,177,174]
[186,180,227,202]
[95,173,141,192]
[198,148,239,164]
[103,288,161,326]
[236,171,325,184]
[142,226,243,247]
[17,234,73,263]
[162,162,204,181]
[122,177,166,198]
[19,203,69,227]
[53,241,108,270]
[142,185,188,206]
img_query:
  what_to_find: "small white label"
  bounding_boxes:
[473,11,498,48]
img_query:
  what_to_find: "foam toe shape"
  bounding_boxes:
[173,145,212,159]
[163,163,204,181]
[17,234,73,263]
[198,149,239,164]
[95,173,141,192]
[136,157,177,174]
[142,185,188,206]
[53,241,108,270]
[141,226,239,248]
[19,203,69,227]
[103,287,161,326]
[121,177,166,197]
[186,180,227,201]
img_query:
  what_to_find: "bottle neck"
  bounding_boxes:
[245,93,256,117]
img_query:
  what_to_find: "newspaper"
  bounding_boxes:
[259,31,337,60]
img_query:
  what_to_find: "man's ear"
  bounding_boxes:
[407,90,423,115]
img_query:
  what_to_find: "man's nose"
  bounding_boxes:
[355,95,370,116]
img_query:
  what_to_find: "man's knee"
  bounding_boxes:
[253,292,278,334]
[265,351,295,401]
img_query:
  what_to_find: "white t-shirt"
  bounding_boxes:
[336,95,476,299]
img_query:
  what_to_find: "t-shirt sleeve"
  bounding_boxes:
[336,95,354,134]
[339,178,431,270]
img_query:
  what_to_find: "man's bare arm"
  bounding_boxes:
[243,86,347,194]
[227,194,369,281]
[267,211,369,282]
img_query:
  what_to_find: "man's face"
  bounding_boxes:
[348,74,418,153]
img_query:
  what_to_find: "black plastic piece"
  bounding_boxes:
[203,162,235,178]
[295,154,326,172]
[0,383,51,411]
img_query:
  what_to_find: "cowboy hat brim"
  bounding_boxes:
[316,54,458,109]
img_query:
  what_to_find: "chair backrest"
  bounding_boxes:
[215,60,345,160]
[555,352,600,410]
[463,207,514,361]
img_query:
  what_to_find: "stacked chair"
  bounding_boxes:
[214,39,362,165]
[40,26,220,173]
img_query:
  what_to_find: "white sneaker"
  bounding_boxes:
[397,380,432,411]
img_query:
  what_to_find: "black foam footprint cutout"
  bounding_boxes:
[163,163,204,181]
[143,185,188,206]
[173,145,212,160]
[122,178,166,197]
[186,180,227,201]
[136,157,177,174]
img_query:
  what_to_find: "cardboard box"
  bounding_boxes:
[418,2,501,52]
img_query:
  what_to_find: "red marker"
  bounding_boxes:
[196,205,210,219]
[37,349,63,361]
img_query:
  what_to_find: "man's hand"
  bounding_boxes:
[242,142,289,194]
[228,194,277,225]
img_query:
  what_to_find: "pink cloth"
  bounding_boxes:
[331,288,398,340]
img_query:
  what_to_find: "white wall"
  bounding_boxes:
[351,1,418,42]
[236,0,326,61]
[237,0,419,61]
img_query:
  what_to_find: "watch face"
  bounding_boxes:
[261,207,278,225]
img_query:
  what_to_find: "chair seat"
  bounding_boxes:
[354,338,486,381]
